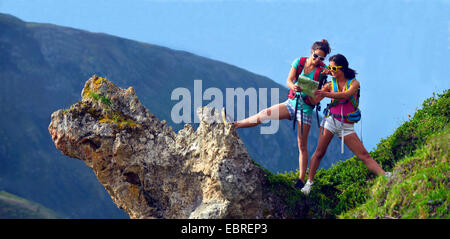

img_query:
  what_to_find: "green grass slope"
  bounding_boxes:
[341,129,448,219]
[265,89,449,218]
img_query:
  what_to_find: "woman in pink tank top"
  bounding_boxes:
[298,54,392,195]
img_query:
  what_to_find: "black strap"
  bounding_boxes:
[300,95,304,136]
[292,93,304,136]
[293,94,299,130]
[316,105,320,130]
[316,74,328,134]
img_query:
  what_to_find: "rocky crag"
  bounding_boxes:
[49,75,293,219]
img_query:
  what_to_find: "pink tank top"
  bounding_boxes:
[329,78,358,124]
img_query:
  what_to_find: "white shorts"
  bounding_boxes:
[283,99,313,125]
[321,116,356,138]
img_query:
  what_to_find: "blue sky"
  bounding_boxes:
[1,0,449,151]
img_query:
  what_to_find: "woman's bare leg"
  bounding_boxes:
[297,122,311,183]
[234,103,291,128]
[343,133,385,176]
[307,128,334,182]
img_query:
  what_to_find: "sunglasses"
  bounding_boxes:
[312,53,325,61]
[327,65,343,71]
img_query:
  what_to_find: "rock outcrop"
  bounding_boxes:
[48,75,291,219]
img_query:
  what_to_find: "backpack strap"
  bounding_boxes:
[313,66,322,82]
[346,79,359,110]
[331,77,338,92]
[329,77,339,107]
[295,57,308,82]
[288,57,307,99]
[313,61,325,81]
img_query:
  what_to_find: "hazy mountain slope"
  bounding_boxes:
[0,191,62,219]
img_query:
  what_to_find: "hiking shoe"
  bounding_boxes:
[294,179,305,189]
[221,108,233,126]
[300,180,314,195]
[384,172,392,179]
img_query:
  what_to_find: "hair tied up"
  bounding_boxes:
[312,39,331,55]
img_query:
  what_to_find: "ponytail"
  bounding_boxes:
[343,67,357,79]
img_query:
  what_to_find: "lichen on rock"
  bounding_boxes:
[48,75,292,219]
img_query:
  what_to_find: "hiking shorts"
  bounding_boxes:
[283,100,312,125]
[321,116,355,138]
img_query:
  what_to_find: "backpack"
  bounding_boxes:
[324,78,361,123]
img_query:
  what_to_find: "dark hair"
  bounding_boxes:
[312,39,331,56]
[329,54,357,79]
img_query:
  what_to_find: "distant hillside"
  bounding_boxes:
[0,13,352,218]
[0,191,62,219]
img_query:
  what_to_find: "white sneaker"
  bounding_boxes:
[384,172,392,179]
[301,180,314,195]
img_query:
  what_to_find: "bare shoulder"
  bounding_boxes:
[351,79,360,88]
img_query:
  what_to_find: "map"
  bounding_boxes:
[296,75,319,97]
